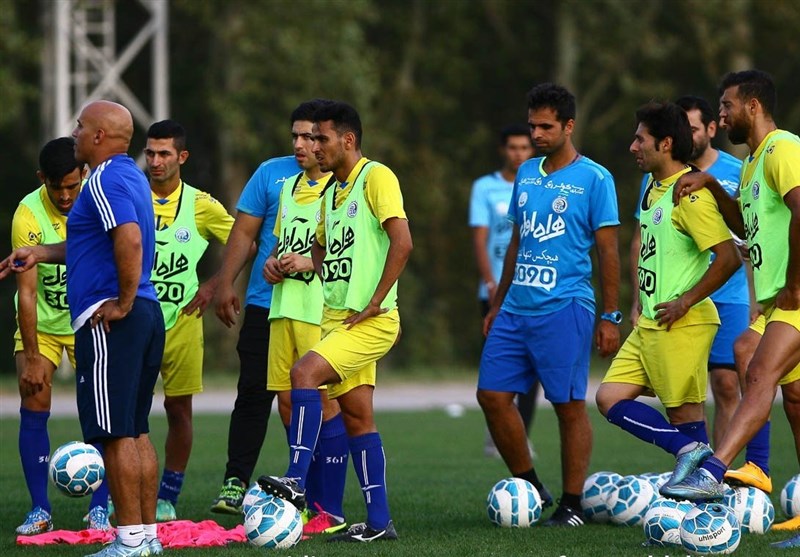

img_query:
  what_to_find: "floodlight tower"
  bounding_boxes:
[42,0,168,142]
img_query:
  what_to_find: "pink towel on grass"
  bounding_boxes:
[17,520,247,548]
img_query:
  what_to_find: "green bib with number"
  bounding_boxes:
[739,131,800,303]
[638,182,710,320]
[14,187,72,335]
[152,183,208,329]
[269,173,325,324]
[321,162,397,311]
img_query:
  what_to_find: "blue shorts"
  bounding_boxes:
[478,301,593,403]
[75,298,165,443]
[708,302,749,370]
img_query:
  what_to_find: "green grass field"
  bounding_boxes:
[1,404,796,556]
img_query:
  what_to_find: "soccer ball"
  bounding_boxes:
[643,497,694,547]
[781,474,800,518]
[48,441,105,497]
[723,485,774,534]
[243,495,302,548]
[679,503,741,554]
[607,475,657,526]
[242,483,268,515]
[581,471,622,523]
[486,478,542,527]
[640,471,673,490]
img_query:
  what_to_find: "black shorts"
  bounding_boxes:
[75,298,165,442]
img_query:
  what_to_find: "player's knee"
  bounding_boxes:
[595,386,617,417]
[733,334,756,368]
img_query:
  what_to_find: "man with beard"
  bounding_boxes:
[661,71,800,549]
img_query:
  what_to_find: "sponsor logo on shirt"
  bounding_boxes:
[519,211,566,242]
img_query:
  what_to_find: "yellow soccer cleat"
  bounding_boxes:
[772,515,800,531]
[724,461,772,493]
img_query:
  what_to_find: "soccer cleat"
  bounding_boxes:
[300,507,313,525]
[257,475,307,511]
[543,502,585,527]
[327,521,398,543]
[303,503,347,535]
[210,477,246,515]
[772,533,800,549]
[87,505,112,531]
[723,461,773,493]
[772,515,800,531]
[147,538,164,555]
[16,507,53,535]
[665,442,713,487]
[660,468,725,501]
[155,499,176,522]
[537,482,554,509]
[84,538,153,557]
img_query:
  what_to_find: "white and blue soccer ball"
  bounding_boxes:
[243,495,303,549]
[643,497,694,547]
[723,485,774,534]
[486,478,542,527]
[48,441,105,497]
[679,503,741,554]
[242,482,268,515]
[581,471,622,523]
[607,475,657,526]
[640,471,674,491]
[781,474,800,518]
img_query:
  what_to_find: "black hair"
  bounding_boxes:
[718,70,777,116]
[635,102,693,163]
[500,123,532,146]
[313,101,363,148]
[291,99,334,124]
[39,137,80,186]
[675,95,716,127]
[147,119,187,151]
[526,83,576,123]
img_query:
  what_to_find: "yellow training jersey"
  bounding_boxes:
[638,167,731,329]
[315,157,407,246]
[11,186,68,249]
[152,181,234,243]
[741,129,800,198]
[273,170,333,237]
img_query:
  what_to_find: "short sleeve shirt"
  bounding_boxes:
[235,156,301,308]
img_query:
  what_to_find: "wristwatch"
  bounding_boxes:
[600,311,623,325]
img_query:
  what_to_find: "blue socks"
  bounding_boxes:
[676,421,709,445]
[157,469,185,505]
[606,400,697,456]
[285,389,322,488]
[701,456,728,482]
[316,414,349,517]
[745,421,771,475]
[350,432,391,530]
[19,408,51,512]
[89,442,109,509]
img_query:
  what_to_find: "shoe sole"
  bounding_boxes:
[257,476,306,510]
[304,521,348,535]
[209,502,242,515]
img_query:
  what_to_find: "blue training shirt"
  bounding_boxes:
[502,155,619,316]
[236,155,301,308]
[633,150,747,305]
[66,154,158,329]
[468,171,514,301]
